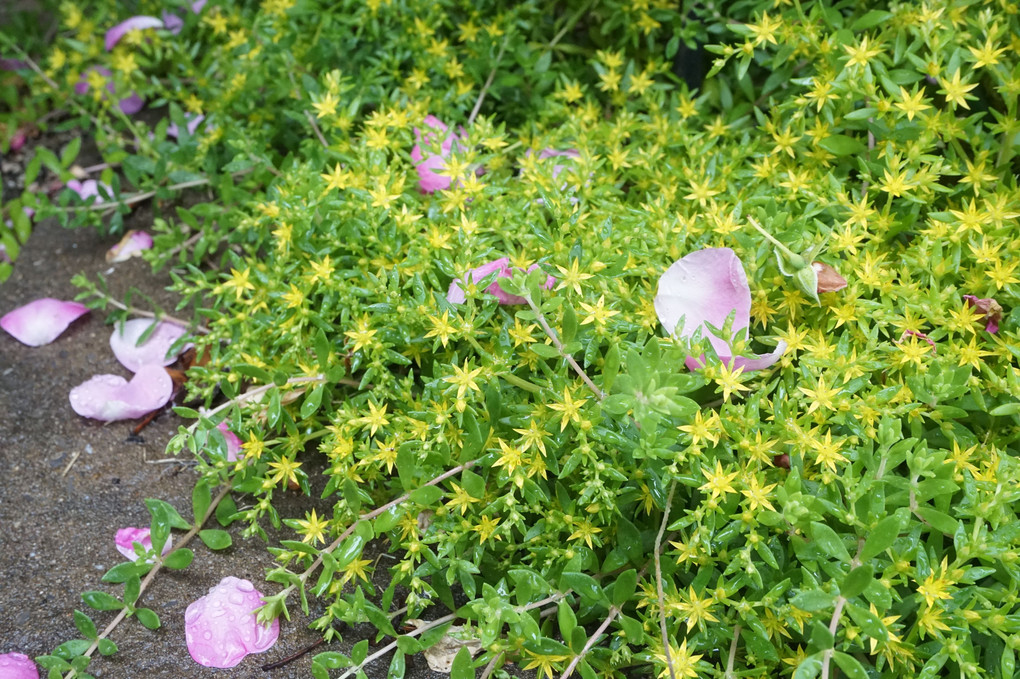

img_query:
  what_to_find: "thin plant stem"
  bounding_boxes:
[191,374,330,432]
[746,216,797,260]
[53,173,242,213]
[468,35,510,126]
[655,481,678,679]
[100,295,210,335]
[524,295,606,401]
[480,651,505,679]
[559,604,620,679]
[63,485,232,679]
[724,625,742,679]
[548,0,593,50]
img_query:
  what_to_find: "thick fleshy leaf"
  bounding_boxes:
[447,257,555,305]
[106,230,153,263]
[74,66,144,114]
[185,577,279,668]
[69,364,173,421]
[115,526,172,561]
[105,16,164,51]
[655,247,786,371]
[963,295,1003,334]
[0,653,39,679]
[110,319,188,371]
[1,298,89,346]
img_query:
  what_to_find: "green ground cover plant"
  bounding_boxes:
[2,0,1019,677]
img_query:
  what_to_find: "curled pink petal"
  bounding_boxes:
[1,298,89,346]
[963,295,1002,334]
[66,179,112,203]
[162,11,184,35]
[185,576,279,668]
[411,115,477,194]
[107,230,154,263]
[0,652,38,679]
[115,526,173,561]
[10,128,27,151]
[655,247,786,371]
[447,257,554,305]
[74,66,144,115]
[217,422,243,462]
[105,16,164,51]
[899,329,936,351]
[110,319,188,371]
[166,114,205,139]
[69,364,173,421]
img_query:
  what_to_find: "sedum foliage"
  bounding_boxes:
[5,0,1020,677]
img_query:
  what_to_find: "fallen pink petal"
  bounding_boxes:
[106,230,154,263]
[447,257,555,305]
[105,16,165,51]
[537,147,581,180]
[963,295,1002,334]
[1,298,89,347]
[654,247,787,371]
[110,318,188,371]
[411,114,474,194]
[66,178,112,203]
[0,58,29,71]
[161,11,184,35]
[69,364,174,421]
[74,66,144,115]
[115,526,172,561]
[166,114,205,139]
[185,576,279,668]
[217,422,243,461]
[812,261,847,294]
[0,652,38,679]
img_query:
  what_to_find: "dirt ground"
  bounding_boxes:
[0,217,454,679]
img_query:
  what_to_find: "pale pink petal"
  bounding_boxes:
[115,526,173,561]
[107,230,154,262]
[105,16,164,51]
[74,66,144,114]
[655,247,786,371]
[185,577,279,668]
[191,0,208,13]
[162,11,184,35]
[217,422,243,461]
[69,364,173,421]
[110,319,188,371]
[1,298,89,346]
[416,154,452,193]
[0,652,38,679]
[66,179,112,203]
[166,114,205,139]
[447,258,555,305]
[10,128,27,151]
[538,148,580,180]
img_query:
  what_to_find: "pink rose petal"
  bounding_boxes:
[166,114,205,139]
[1,298,89,346]
[655,248,786,371]
[66,178,112,203]
[0,652,38,679]
[69,364,173,421]
[185,576,279,668]
[115,526,172,561]
[110,319,188,371]
[107,230,153,263]
[411,115,478,194]
[447,257,555,305]
[217,422,243,462]
[105,16,165,51]
[74,66,144,114]
[963,295,1003,334]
